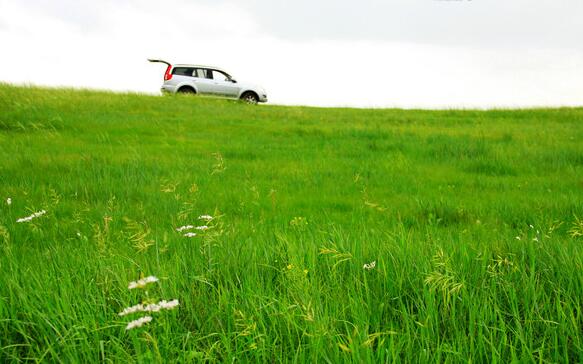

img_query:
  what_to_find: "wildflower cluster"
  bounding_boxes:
[119,299,179,316]
[128,275,158,290]
[363,261,376,270]
[198,215,213,221]
[176,225,194,232]
[125,316,153,330]
[16,210,46,223]
[120,275,179,331]
[176,215,213,237]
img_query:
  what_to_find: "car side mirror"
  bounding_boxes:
[230,79,237,83]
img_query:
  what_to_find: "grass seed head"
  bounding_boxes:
[569,215,583,238]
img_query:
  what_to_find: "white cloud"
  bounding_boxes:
[239,0,583,49]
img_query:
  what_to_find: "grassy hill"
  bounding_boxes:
[1,83,582,362]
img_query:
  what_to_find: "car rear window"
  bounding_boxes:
[172,67,195,76]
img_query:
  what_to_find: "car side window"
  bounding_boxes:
[201,69,213,80]
[193,68,205,78]
[212,70,230,82]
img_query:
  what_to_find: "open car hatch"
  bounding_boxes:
[147,59,171,66]
[148,59,173,81]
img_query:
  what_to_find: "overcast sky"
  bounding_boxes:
[1,0,582,108]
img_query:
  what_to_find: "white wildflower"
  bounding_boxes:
[515,236,521,240]
[195,225,209,231]
[119,303,145,316]
[363,261,376,270]
[183,232,197,237]
[198,215,213,221]
[128,276,159,290]
[16,210,46,223]
[529,224,534,229]
[6,198,11,205]
[118,299,179,316]
[125,316,152,330]
[158,299,179,310]
[176,225,194,232]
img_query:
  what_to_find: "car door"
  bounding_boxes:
[210,70,241,97]
[191,68,214,95]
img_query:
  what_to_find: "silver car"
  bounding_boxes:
[148,59,268,104]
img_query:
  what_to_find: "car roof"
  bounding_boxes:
[173,64,230,73]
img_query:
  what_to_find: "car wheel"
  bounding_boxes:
[241,92,259,105]
[177,87,196,95]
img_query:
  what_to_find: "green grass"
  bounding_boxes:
[1,83,582,363]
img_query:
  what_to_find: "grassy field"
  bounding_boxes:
[1,83,582,363]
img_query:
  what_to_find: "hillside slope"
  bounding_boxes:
[1,84,582,362]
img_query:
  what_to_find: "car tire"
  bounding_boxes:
[241,91,259,105]
[177,87,196,94]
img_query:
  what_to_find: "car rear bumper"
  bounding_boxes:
[161,84,177,93]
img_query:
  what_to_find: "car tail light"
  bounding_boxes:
[164,65,172,81]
